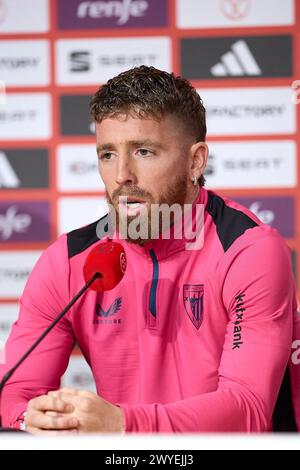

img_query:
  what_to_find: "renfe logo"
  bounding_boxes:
[0,201,50,242]
[0,205,31,240]
[57,0,167,29]
[234,196,295,238]
[77,0,148,25]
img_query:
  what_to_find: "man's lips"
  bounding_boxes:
[118,196,148,205]
[116,196,148,215]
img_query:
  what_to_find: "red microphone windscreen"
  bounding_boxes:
[83,241,126,291]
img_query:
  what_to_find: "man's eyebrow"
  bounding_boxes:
[97,140,164,153]
[96,143,115,153]
[127,139,164,149]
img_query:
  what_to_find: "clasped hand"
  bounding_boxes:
[24,387,124,435]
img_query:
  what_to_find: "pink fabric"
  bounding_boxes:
[290,309,300,427]
[0,189,297,432]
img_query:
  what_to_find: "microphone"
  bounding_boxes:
[0,241,126,431]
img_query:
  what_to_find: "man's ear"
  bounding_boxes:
[190,142,209,180]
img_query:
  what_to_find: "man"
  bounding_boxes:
[0,66,298,433]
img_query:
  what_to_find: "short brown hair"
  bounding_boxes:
[90,65,206,186]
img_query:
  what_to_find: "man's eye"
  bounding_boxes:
[137,149,152,157]
[99,152,113,160]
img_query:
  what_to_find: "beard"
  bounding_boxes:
[105,174,188,246]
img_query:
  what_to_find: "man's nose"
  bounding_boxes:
[115,157,137,185]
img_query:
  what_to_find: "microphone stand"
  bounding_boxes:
[0,272,100,432]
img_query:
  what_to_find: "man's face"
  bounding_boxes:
[96,113,197,244]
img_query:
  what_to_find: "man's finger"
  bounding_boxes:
[28,395,73,413]
[49,388,94,399]
[45,410,70,418]
[25,411,79,431]
[50,392,94,413]
[48,387,79,397]
[58,387,79,394]
[26,425,79,436]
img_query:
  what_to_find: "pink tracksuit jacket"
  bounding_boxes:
[0,188,299,432]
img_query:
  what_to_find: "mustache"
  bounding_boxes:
[111,186,153,203]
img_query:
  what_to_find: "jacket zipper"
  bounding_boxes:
[148,249,159,328]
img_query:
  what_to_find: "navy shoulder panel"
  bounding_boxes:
[67,214,109,259]
[206,192,258,252]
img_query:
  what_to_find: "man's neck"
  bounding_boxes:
[185,186,200,206]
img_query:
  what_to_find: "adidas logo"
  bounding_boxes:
[210,40,262,77]
[0,152,20,188]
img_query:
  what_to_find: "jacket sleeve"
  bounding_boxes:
[290,308,300,430]
[119,232,295,432]
[0,235,76,428]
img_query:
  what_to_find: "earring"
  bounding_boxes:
[192,176,198,186]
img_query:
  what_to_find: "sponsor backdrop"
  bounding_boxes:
[0,0,299,388]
